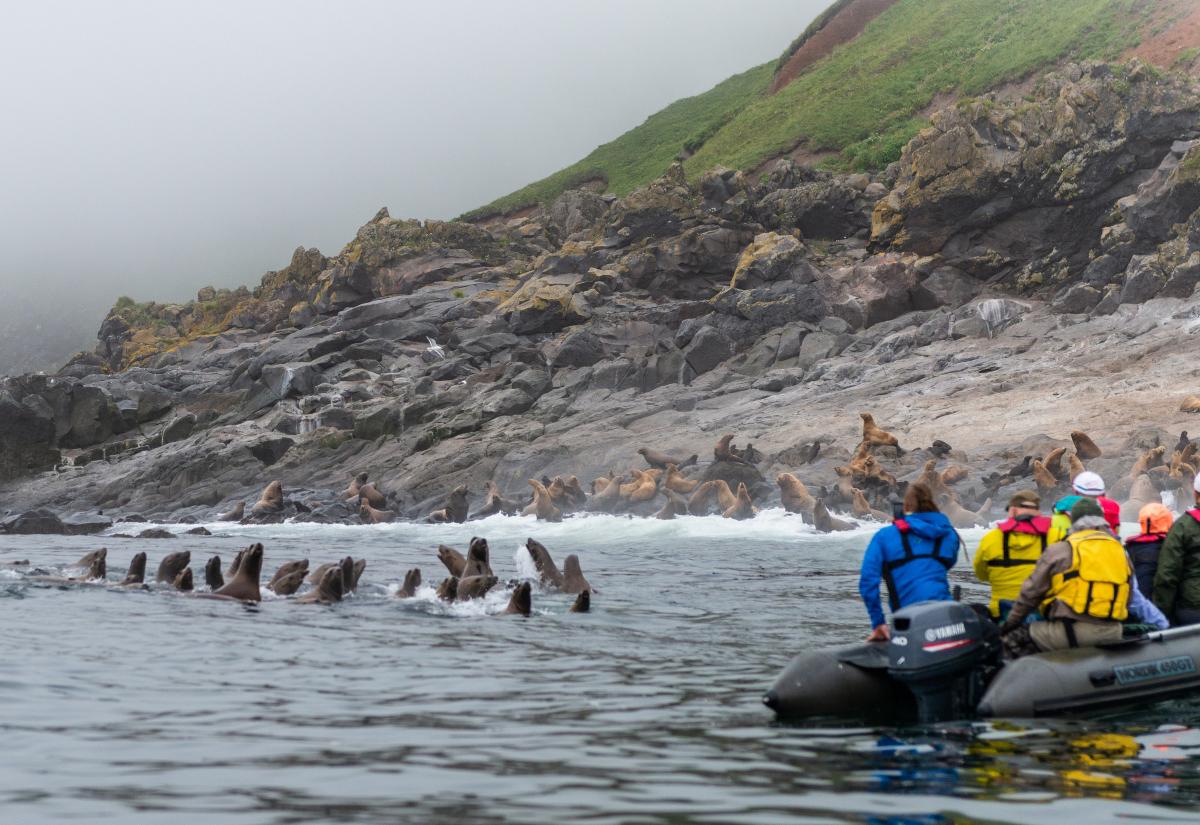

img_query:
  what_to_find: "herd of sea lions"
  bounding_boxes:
[5,536,593,616]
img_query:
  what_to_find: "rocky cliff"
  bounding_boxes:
[5,61,1200,527]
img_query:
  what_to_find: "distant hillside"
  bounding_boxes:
[468,0,1198,220]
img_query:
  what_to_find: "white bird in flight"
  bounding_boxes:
[426,337,446,359]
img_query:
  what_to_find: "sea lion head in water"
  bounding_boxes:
[437,544,467,577]
[218,501,245,522]
[156,550,191,583]
[349,558,366,592]
[462,538,493,578]
[67,548,107,580]
[252,480,284,513]
[269,569,307,596]
[204,556,224,590]
[296,567,343,605]
[173,567,194,592]
[214,543,263,602]
[435,575,460,602]
[569,590,590,613]
[456,574,498,601]
[396,568,422,599]
[121,552,147,586]
[561,555,592,595]
[503,582,532,616]
[428,484,470,523]
[525,538,565,588]
[227,548,246,579]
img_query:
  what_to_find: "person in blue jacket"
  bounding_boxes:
[859,482,960,641]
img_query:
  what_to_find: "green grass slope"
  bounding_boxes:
[469,0,1150,219]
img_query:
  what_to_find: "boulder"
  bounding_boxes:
[683,327,736,378]
[727,232,816,289]
[1052,283,1102,314]
[497,275,592,334]
[2,509,68,535]
[160,413,197,445]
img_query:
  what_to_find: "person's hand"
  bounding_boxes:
[866,624,891,642]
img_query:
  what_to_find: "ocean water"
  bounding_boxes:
[2,512,1200,824]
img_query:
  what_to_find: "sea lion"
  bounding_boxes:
[437,544,467,577]
[723,482,757,520]
[252,480,284,514]
[1177,431,1191,456]
[456,574,498,601]
[213,543,263,602]
[561,555,592,595]
[655,489,690,520]
[120,552,147,586]
[942,497,992,529]
[714,434,750,465]
[204,556,224,589]
[1182,396,1200,413]
[1122,474,1161,521]
[435,576,459,601]
[357,482,387,509]
[268,569,305,596]
[343,472,369,500]
[428,484,470,523]
[461,537,494,579]
[687,479,737,515]
[295,567,343,605]
[502,582,532,616]
[347,558,366,592]
[861,455,897,489]
[860,412,900,450]
[1130,446,1166,481]
[470,480,521,519]
[26,549,107,584]
[1031,459,1058,494]
[218,501,245,522]
[569,590,590,613]
[525,538,566,589]
[940,465,969,486]
[622,470,658,504]
[155,550,192,584]
[638,447,698,471]
[929,440,952,458]
[269,559,309,588]
[591,474,615,495]
[395,568,421,599]
[588,473,622,512]
[527,479,562,522]
[562,476,589,510]
[851,488,889,522]
[172,568,194,592]
[1068,451,1086,480]
[664,463,698,495]
[777,473,816,515]
[359,499,394,524]
[813,499,854,533]
[1043,447,1067,481]
[1071,430,1102,460]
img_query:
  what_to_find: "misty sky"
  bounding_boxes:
[0,0,828,373]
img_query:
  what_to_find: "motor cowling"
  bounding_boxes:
[887,601,999,723]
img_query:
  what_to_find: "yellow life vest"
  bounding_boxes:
[1044,529,1131,620]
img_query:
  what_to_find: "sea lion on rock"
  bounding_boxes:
[1130,446,1166,481]
[436,576,459,601]
[1068,451,1086,480]
[218,502,245,522]
[156,550,191,584]
[204,556,224,589]
[940,465,969,486]
[1043,447,1067,481]
[172,568,194,592]
[1031,459,1058,495]
[664,463,698,495]
[343,472,369,500]
[456,574,498,601]
[562,476,589,510]
[526,479,562,522]
[569,590,590,613]
[213,543,262,602]
[525,538,566,589]
[851,489,889,522]
[588,473,622,512]
[358,482,387,509]
[503,582,532,616]
[1177,431,1191,456]
[252,481,284,514]
[428,485,470,524]
[396,568,421,598]
[622,470,658,504]
[860,413,900,450]
[942,497,992,529]
[1071,430,1102,460]
[561,555,592,595]
[120,552,147,586]
[1122,474,1161,521]
[813,500,854,533]
[638,447,697,471]
[777,473,816,515]
[688,479,736,515]
[471,480,523,519]
[655,490,690,520]
[296,567,343,605]
[1182,396,1200,413]
[359,499,394,524]
[714,434,750,465]
[437,544,467,577]
[723,482,757,520]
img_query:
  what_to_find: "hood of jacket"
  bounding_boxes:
[903,511,956,541]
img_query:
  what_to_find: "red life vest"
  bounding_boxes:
[1126,533,1168,544]
[991,516,1051,567]
[1188,509,1200,525]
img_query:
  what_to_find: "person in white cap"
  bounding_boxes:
[1153,471,1200,625]
[1071,471,1121,534]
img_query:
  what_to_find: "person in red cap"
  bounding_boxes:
[1125,503,1173,601]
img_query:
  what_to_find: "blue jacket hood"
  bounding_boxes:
[902,511,956,541]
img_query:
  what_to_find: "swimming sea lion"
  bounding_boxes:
[435,576,459,601]
[655,489,690,520]
[569,590,590,613]
[461,538,494,579]
[1068,451,1086,480]
[70,548,107,573]
[471,480,522,519]
[268,566,307,596]
[172,567,194,592]
[860,412,900,450]
[269,559,309,588]
[349,558,366,592]
[359,499,394,524]
[252,480,284,514]
[396,568,421,598]
[1071,430,1102,460]
[204,556,224,589]
[155,550,191,583]
[428,484,470,523]
[525,538,566,588]
[813,499,854,533]
[664,463,698,495]
[120,552,147,586]
[638,447,698,471]
[777,473,816,515]
[456,574,498,601]
[213,543,262,602]
[714,434,750,465]
[218,502,245,522]
[503,582,532,616]
[437,544,467,577]
[295,567,343,605]
[343,472,369,500]
[1130,446,1166,481]
[1043,447,1067,481]
[561,555,592,595]
[1031,459,1058,494]
[527,479,562,522]
[723,482,757,520]
[546,477,570,508]
[358,482,387,509]
[25,549,107,584]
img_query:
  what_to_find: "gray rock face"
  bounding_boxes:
[1052,283,1102,314]
[683,327,736,380]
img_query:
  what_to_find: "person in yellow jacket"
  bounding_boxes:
[999,498,1132,658]
[973,490,1065,619]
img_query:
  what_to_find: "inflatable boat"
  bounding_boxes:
[763,602,1200,722]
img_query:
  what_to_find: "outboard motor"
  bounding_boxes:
[887,602,999,723]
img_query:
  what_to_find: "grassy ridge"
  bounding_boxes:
[470,0,1148,218]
